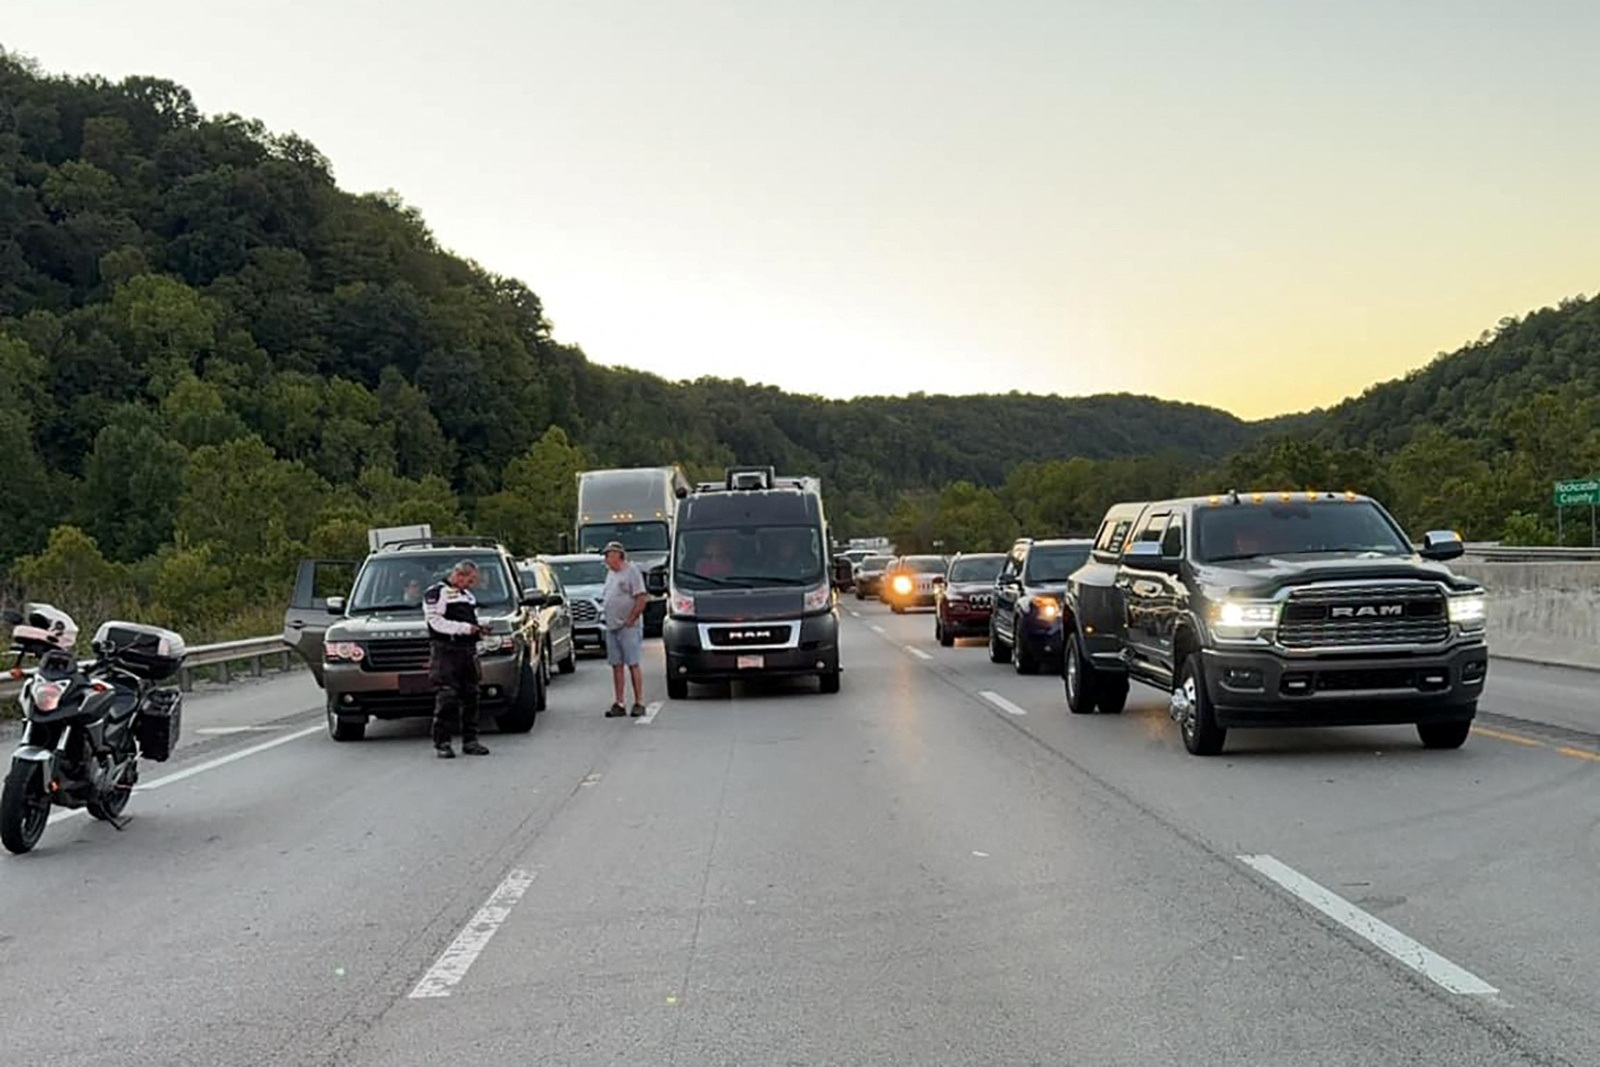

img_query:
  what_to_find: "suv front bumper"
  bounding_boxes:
[664,614,840,682]
[1199,642,1488,728]
[324,653,524,720]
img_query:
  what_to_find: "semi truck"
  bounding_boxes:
[573,467,691,636]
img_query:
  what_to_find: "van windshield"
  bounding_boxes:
[675,525,824,590]
[348,554,511,614]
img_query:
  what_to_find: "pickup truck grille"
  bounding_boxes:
[570,600,600,625]
[362,638,432,672]
[1278,584,1449,649]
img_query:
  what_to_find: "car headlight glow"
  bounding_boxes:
[1448,594,1487,628]
[1211,600,1279,638]
[1032,595,1061,621]
[803,584,832,612]
[891,574,913,595]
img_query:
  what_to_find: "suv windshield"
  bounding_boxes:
[1025,545,1091,583]
[949,555,1005,582]
[1194,501,1411,562]
[579,522,669,554]
[675,525,824,590]
[548,559,608,587]
[900,556,948,573]
[348,553,512,614]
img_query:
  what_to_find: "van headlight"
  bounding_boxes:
[1448,594,1486,630]
[1211,600,1279,639]
[671,592,696,617]
[803,584,832,612]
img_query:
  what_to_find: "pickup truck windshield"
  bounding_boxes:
[949,556,1005,583]
[348,554,512,613]
[1024,545,1091,583]
[579,522,670,554]
[1194,501,1411,562]
[548,559,608,587]
[675,525,824,590]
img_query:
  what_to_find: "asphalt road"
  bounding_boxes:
[0,609,1594,1066]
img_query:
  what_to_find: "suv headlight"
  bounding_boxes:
[803,584,833,612]
[1448,593,1486,630]
[1210,600,1280,639]
[324,641,365,663]
[890,574,913,596]
[476,634,516,656]
[1031,595,1061,621]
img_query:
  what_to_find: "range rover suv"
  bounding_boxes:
[1061,492,1488,755]
[284,536,553,742]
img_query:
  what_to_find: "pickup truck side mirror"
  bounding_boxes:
[1124,542,1180,574]
[1420,530,1464,561]
[326,596,346,615]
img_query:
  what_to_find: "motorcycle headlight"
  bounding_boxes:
[803,584,832,612]
[1448,594,1486,629]
[1211,600,1280,639]
[32,681,63,711]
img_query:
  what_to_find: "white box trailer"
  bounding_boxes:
[368,524,433,552]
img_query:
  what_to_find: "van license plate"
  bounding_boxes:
[737,655,764,670]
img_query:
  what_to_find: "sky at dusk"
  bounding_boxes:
[7,0,1598,419]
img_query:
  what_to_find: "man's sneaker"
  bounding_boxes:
[435,744,456,759]
[462,740,490,756]
[605,703,626,718]
[630,703,647,717]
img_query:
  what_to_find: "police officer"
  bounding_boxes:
[423,560,491,759]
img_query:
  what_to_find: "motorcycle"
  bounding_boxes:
[2,603,186,855]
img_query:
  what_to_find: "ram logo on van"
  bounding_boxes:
[1329,604,1406,619]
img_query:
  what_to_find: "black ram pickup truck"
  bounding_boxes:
[1061,492,1489,755]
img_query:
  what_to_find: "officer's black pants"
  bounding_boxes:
[430,644,481,746]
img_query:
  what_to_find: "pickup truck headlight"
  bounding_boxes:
[1211,600,1280,639]
[1448,594,1486,629]
[803,584,833,612]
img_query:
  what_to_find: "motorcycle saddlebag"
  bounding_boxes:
[93,621,187,681]
[135,688,182,762]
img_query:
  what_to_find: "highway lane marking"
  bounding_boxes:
[196,726,284,735]
[1555,746,1600,762]
[848,610,860,618]
[634,701,664,725]
[869,624,885,634]
[47,724,324,826]
[408,868,538,999]
[979,691,1029,716]
[580,773,602,787]
[1237,854,1498,997]
[905,647,933,661]
[1471,726,1546,748]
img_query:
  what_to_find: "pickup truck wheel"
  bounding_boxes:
[1175,658,1226,756]
[1064,636,1098,714]
[1096,678,1129,715]
[819,671,841,694]
[1418,719,1472,749]
[667,676,689,700]
[988,621,1009,664]
[326,698,367,742]
[497,661,541,733]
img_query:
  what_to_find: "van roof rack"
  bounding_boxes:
[377,536,504,552]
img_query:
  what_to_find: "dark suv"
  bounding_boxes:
[935,553,1006,646]
[284,537,553,742]
[1061,492,1488,755]
[988,538,1093,673]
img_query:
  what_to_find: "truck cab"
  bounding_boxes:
[661,467,841,698]
[575,467,691,636]
[1062,492,1488,755]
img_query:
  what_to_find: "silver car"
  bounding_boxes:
[538,553,609,653]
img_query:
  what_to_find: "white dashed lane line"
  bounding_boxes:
[979,691,1029,716]
[906,647,933,661]
[408,868,538,999]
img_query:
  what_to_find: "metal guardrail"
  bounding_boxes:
[1461,544,1600,562]
[2,635,293,703]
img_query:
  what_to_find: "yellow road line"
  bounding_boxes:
[1555,746,1600,763]
[1471,726,1546,747]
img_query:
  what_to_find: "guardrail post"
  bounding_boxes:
[179,667,192,693]
[217,660,231,685]
[251,654,263,678]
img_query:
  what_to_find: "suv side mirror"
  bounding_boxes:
[1420,530,1464,561]
[1124,542,1179,574]
[520,589,547,608]
[326,596,346,615]
[545,592,565,608]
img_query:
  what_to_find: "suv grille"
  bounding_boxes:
[571,600,599,625]
[363,638,432,672]
[1278,584,1449,649]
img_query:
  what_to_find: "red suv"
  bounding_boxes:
[935,552,1007,646]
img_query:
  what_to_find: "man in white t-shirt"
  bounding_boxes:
[600,541,649,717]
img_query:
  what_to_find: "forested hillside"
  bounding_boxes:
[2,49,1596,645]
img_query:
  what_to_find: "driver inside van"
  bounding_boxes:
[694,536,736,578]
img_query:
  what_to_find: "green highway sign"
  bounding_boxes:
[1554,478,1600,507]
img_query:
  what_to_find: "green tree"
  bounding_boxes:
[79,407,190,561]
[109,274,217,396]
[10,526,135,635]
[176,435,328,590]
[160,373,250,448]
[474,426,586,554]
[931,482,1017,552]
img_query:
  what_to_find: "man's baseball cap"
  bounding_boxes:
[602,541,627,556]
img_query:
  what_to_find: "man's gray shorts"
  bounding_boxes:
[604,626,644,667]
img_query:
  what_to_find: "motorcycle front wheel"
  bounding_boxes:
[1,760,51,855]
[88,760,135,822]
